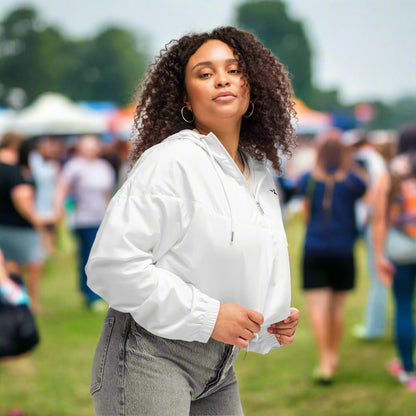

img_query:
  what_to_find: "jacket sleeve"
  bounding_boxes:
[85,188,220,343]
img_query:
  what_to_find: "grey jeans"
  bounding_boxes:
[90,308,243,415]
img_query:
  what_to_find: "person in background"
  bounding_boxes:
[0,248,30,416]
[55,135,115,311]
[101,139,131,189]
[0,133,47,314]
[86,26,299,415]
[369,130,397,166]
[343,130,389,340]
[29,136,62,255]
[296,134,366,384]
[113,139,131,187]
[373,124,416,391]
[0,249,30,306]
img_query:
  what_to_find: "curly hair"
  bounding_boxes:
[316,136,352,173]
[130,26,296,173]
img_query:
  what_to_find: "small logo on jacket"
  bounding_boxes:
[269,189,278,196]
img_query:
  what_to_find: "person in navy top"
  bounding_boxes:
[297,169,366,256]
[296,133,366,384]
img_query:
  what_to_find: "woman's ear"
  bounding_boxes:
[183,94,191,110]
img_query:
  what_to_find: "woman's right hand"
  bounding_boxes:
[376,256,395,287]
[211,303,264,348]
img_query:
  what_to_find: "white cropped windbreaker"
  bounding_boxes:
[86,129,291,354]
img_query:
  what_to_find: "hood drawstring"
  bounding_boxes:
[200,138,235,244]
[254,174,267,201]
[199,137,270,244]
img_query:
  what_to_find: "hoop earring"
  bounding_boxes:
[243,101,254,118]
[181,106,194,123]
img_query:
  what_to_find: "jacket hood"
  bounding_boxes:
[163,129,269,191]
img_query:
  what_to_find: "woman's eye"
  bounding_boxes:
[199,73,212,79]
[229,69,241,74]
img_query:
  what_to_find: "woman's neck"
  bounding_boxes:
[79,155,98,162]
[195,120,243,171]
[313,166,346,182]
[0,149,18,165]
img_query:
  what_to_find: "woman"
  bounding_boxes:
[373,124,416,391]
[0,133,46,314]
[296,135,366,384]
[29,136,62,255]
[86,27,299,415]
[55,135,115,311]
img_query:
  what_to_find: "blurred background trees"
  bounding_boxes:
[236,0,342,112]
[236,0,313,103]
[235,0,416,129]
[0,2,415,129]
[0,6,149,107]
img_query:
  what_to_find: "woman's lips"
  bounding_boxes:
[213,93,236,102]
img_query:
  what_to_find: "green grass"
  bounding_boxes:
[1,218,415,415]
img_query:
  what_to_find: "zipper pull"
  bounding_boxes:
[256,201,264,215]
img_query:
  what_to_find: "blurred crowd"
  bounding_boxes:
[0,133,130,313]
[281,124,416,391]
[0,122,415,408]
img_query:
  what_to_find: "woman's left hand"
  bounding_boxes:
[267,307,300,346]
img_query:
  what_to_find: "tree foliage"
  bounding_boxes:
[236,1,312,102]
[0,6,149,106]
[234,0,416,128]
[235,0,344,112]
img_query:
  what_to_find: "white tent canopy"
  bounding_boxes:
[0,109,16,137]
[6,92,107,136]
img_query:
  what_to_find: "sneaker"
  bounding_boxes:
[7,410,24,416]
[387,359,403,380]
[407,377,416,392]
[387,360,416,390]
[89,299,108,313]
[312,367,334,386]
[351,324,384,340]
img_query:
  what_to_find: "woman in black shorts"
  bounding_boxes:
[296,133,367,383]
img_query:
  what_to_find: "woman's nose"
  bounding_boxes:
[215,74,230,87]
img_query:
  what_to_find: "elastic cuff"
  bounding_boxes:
[198,296,220,343]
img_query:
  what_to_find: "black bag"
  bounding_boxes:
[0,275,40,357]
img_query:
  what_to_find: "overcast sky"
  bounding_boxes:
[1,0,415,104]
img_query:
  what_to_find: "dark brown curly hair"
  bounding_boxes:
[130,26,296,173]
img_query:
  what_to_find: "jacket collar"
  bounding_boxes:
[164,129,268,186]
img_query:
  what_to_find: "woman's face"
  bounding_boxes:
[184,40,250,131]
[38,138,59,160]
[77,136,101,159]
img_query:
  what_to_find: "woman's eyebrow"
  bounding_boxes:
[191,58,239,72]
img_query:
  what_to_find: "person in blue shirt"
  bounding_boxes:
[296,134,367,384]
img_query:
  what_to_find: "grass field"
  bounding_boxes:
[1,217,415,415]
